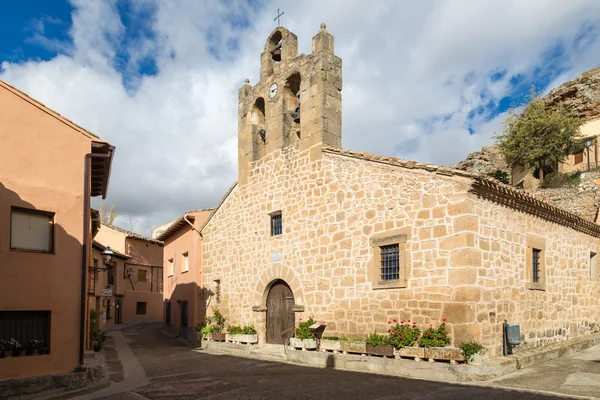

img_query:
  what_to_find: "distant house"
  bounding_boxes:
[91,224,164,329]
[512,118,600,188]
[0,79,115,381]
[157,209,213,344]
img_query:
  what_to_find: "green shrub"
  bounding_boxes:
[460,341,484,358]
[206,307,226,333]
[227,325,242,334]
[295,317,315,339]
[322,336,348,341]
[241,324,257,334]
[542,172,570,188]
[419,322,451,348]
[365,332,390,346]
[487,170,510,185]
[388,321,421,349]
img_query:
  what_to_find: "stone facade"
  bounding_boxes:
[200,26,600,358]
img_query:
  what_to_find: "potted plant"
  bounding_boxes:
[0,339,10,358]
[365,332,394,357]
[320,336,347,353]
[195,322,207,346]
[388,320,424,359]
[226,325,242,342]
[237,324,258,344]
[29,339,43,356]
[460,341,485,365]
[289,317,317,350]
[208,307,226,341]
[420,319,464,362]
[15,342,26,357]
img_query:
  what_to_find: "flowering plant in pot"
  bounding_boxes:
[420,319,464,362]
[388,319,423,358]
[207,307,226,341]
[365,332,393,357]
[320,336,348,352]
[290,317,317,350]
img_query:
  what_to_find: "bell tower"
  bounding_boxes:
[237,23,343,185]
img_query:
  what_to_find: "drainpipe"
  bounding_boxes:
[80,148,114,367]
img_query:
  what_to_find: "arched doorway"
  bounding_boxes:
[266,279,295,344]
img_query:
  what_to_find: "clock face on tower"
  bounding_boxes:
[269,83,278,99]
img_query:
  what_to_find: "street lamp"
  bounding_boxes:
[102,246,114,265]
[585,138,593,172]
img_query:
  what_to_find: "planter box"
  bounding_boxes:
[320,339,343,352]
[467,352,483,365]
[423,346,465,362]
[235,334,258,344]
[394,346,425,359]
[211,333,226,342]
[341,341,367,354]
[289,338,317,350]
[225,333,235,342]
[366,344,394,357]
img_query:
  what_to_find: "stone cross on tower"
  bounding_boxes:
[274,8,284,26]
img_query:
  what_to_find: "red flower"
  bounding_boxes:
[393,319,397,323]
[400,320,404,323]
[408,320,411,323]
[413,322,416,325]
[430,324,433,327]
[387,321,391,324]
[443,318,446,323]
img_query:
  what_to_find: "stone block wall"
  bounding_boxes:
[202,143,600,357]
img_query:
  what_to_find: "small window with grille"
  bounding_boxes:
[380,244,400,281]
[271,212,282,236]
[532,248,541,283]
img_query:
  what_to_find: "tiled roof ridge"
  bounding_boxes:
[102,223,164,245]
[322,146,600,237]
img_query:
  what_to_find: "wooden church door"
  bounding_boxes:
[266,280,295,344]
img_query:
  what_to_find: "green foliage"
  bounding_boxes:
[460,341,485,358]
[322,336,348,341]
[241,324,257,334]
[496,87,583,184]
[195,322,207,333]
[388,321,421,349]
[205,307,226,333]
[541,171,582,188]
[487,170,510,185]
[227,325,242,334]
[365,332,390,346]
[89,309,105,350]
[419,322,451,348]
[295,317,315,339]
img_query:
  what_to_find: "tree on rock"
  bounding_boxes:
[496,87,583,185]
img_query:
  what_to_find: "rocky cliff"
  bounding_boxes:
[453,145,508,176]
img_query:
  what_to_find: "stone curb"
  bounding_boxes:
[196,332,600,384]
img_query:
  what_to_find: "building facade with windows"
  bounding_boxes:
[199,26,600,357]
[0,79,114,380]
[91,224,164,329]
[159,210,213,344]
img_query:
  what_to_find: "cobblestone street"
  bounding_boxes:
[50,323,586,400]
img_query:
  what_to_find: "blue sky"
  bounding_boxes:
[1,0,599,233]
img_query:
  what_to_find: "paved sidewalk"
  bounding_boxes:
[483,343,600,398]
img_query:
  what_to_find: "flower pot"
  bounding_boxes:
[394,346,425,359]
[366,344,394,357]
[320,339,342,352]
[2,350,12,358]
[93,341,102,352]
[341,341,367,354]
[211,333,226,342]
[18,349,26,357]
[423,346,465,362]
[195,331,202,346]
[467,352,483,365]
[31,348,40,356]
[289,338,317,350]
[235,334,258,344]
[225,333,235,342]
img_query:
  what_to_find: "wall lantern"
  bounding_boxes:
[102,246,114,266]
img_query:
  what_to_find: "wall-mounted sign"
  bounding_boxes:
[102,288,113,297]
[272,251,281,261]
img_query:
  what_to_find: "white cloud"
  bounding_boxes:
[2,0,599,234]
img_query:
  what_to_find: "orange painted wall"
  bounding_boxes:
[0,83,99,380]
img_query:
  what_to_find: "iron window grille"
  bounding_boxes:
[532,248,541,283]
[271,213,282,236]
[380,244,400,281]
[0,311,50,354]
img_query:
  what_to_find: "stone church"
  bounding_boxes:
[199,25,600,357]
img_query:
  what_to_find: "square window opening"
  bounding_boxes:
[136,302,147,315]
[138,269,147,283]
[10,207,54,253]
